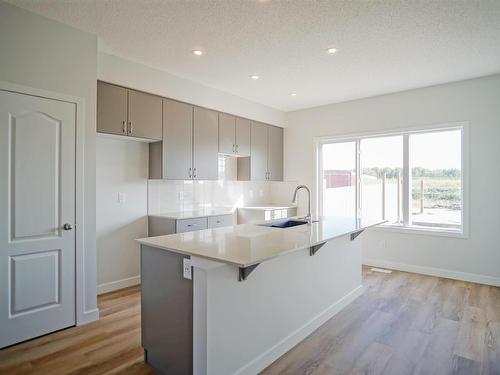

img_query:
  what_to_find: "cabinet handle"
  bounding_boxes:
[236,144,239,153]
[193,168,197,178]
[128,121,132,135]
[189,167,192,178]
[122,121,126,134]
[233,144,235,153]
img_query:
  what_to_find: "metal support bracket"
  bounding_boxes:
[310,242,327,256]
[350,230,365,241]
[238,263,260,281]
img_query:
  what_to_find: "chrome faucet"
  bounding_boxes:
[292,185,312,224]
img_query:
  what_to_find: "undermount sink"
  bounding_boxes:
[258,219,308,228]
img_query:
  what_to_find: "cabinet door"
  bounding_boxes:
[235,117,251,156]
[162,99,193,180]
[268,125,284,181]
[97,81,127,135]
[128,89,162,140]
[193,107,219,180]
[250,122,269,180]
[218,113,235,154]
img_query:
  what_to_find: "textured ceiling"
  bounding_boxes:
[7,0,500,111]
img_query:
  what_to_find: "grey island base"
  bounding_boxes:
[137,217,385,375]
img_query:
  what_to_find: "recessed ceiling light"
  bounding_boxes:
[192,50,203,56]
[251,75,260,80]
[291,92,297,97]
[327,47,337,54]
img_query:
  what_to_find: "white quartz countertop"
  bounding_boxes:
[137,217,385,267]
[149,207,235,220]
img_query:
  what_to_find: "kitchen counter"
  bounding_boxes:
[148,207,234,220]
[137,216,384,267]
[138,216,385,375]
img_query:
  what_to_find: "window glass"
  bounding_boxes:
[409,130,462,229]
[321,141,356,218]
[360,136,403,224]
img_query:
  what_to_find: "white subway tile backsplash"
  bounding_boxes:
[148,178,299,215]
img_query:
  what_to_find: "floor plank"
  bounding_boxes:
[1,269,499,375]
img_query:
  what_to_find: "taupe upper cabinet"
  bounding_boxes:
[162,99,193,180]
[127,89,162,140]
[218,113,251,156]
[97,81,162,141]
[250,122,269,180]
[97,82,127,136]
[235,117,251,156]
[250,122,283,181]
[267,125,284,181]
[193,107,219,180]
[218,113,236,154]
[153,101,219,180]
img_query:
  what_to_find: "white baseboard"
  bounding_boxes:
[77,308,99,325]
[363,258,500,287]
[234,285,363,375]
[97,275,141,295]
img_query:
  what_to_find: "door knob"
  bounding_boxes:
[63,223,73,231]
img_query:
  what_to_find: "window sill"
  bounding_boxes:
[369,224,467,239]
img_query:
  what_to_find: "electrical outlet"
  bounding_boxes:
[183,258,192,280]
[117,192,126,203]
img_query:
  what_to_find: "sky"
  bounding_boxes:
[322,129,461,170]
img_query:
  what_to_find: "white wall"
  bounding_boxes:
[0,1,99,319]
[98,52,286,127]
[96,136,148,294]
[285,74,500,285]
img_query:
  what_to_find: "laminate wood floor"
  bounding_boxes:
[1,268,498,375]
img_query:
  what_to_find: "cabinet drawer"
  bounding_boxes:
[176,217,208,233]
[207,214,234,229]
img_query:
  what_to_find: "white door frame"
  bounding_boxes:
[0,80,93,326]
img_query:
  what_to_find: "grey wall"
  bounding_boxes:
[0,1,99,316]
[96,137,148,294]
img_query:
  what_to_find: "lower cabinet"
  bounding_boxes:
[148,214,234,236]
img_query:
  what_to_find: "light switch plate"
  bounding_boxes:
[183,258,192,280]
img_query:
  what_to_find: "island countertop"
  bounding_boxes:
[137,216,385,268]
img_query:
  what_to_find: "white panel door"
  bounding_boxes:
[0,90,76,348]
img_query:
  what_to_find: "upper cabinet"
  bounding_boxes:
[193,107,219,180]
[127,89,162,140]
[218,113,236,154]
[250,122,269,181]
[97,82,128,136]
[162,99,193,180]
[150,100,219,180]
[98,81,284,181]
[218,113,251,156]
[235,117,251,156]
[250,122,283,181]
[97,81,162,141]
[267,125,284,181]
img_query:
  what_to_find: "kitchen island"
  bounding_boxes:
[137,217,384,375]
